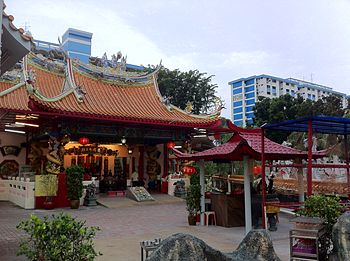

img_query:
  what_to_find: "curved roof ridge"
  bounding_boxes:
[0,81,26,97]
[24,56,84,103]
[72,59,161,84]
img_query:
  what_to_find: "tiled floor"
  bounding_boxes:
[0,195,291,261]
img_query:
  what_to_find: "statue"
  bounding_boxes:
[83,183,97,206]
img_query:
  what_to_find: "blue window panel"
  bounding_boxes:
[291,90,295,96]
[234,120,243,126]
[246,112,255,118]
[245,106,254,112]
[308,94,312,99]
[245,86,255,92]
[272,86,277,93]
[247,119,254,124]
[267,85,271,94]
[246,99,255,105]
[233,101,243,107]
[233,88,242,95]
[232,82,243,88]
[245,79,254,85]
[63,41,91,54]
[234,107,243,113]
[68,33,92,42]
[234,114,243,120]
[245,92,255,99]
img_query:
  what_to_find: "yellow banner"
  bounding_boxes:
[35,175,58,197]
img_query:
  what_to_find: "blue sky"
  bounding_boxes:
[7,0,350,118]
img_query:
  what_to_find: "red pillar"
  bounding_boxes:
[345,135,350,199]
[307,119,313,196]
[163,144,168,178]
[261,128,266,229]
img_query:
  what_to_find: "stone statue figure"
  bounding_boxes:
[83,183,97,206]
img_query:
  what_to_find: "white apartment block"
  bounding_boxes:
[229,74,349,127]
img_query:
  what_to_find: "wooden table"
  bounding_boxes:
[211,193,245,227]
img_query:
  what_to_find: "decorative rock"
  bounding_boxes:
[331,211,350,260]
[147,231,280,261]
[229,230,281,261]
[147,233,231,261]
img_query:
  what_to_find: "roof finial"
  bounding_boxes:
[185,101,193,114]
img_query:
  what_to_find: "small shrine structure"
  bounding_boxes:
[174,120,327,233]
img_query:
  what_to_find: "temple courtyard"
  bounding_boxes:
[0,194,292,261]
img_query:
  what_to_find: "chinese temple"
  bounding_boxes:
[0,41,222,206]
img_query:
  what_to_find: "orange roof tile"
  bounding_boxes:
[0,54,220,128]
[0,80,29,112]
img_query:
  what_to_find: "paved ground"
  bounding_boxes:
[0,195,292,261]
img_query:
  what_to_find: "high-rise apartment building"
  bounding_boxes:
[229,74,348,127]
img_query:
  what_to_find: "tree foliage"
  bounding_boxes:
[157,67,218,114]
[253,94,345,143]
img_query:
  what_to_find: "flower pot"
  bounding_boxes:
[70,199,80,209]
[188,215,197,226]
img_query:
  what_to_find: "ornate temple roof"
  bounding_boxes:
[0,52,221,129]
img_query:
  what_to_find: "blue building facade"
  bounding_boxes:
[61,28,92,64]
[229,74,348,127]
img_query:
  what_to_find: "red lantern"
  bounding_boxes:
[183,166,196,175]
[167,141,175,149]
[79,137,90,145]
[213,133,221,140]
[253,165,262,176]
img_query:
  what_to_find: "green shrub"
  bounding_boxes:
[297,195,342,232]
[186,173,201,216]
[66,165,84,200]
[17,213,101,261]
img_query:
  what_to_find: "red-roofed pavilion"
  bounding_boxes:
[174,120,326,232]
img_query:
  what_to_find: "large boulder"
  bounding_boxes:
[147,233,231,261]
[331,211,350,260]
[147,231,280,261]
[229,230,281,261]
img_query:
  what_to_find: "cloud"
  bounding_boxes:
[219,51,271,68]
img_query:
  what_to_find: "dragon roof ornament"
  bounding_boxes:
[75,53,161,84]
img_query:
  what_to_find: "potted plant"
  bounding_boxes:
[186,174,201,225]
[66,165,84,209]
[17,213,102,260]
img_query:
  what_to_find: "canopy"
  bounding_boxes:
[263,116,350,135]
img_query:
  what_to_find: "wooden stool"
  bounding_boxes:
[204,211,216,226]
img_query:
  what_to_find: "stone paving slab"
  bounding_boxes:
[0,198,291,261]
